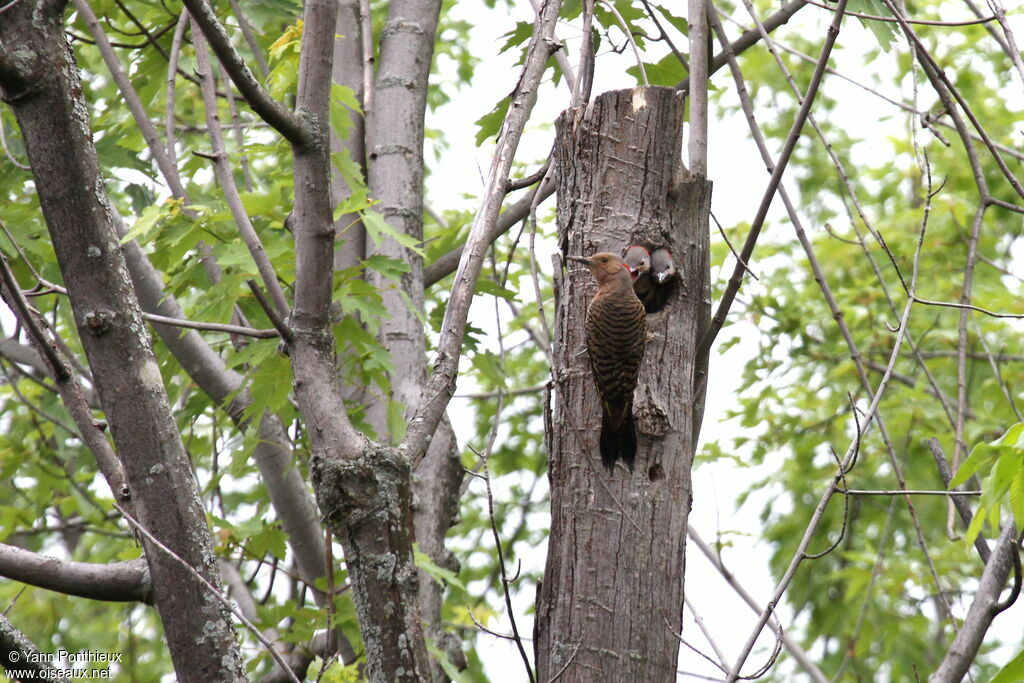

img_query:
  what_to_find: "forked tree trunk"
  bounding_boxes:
[536,86,711,681]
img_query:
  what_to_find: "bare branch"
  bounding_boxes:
[529,0,576,95]
[927,438,993,564]
[0,254,129,502]
[687,0,708,174]
[143,311,279,339]
[73,0,187,199]
[227,0,270,79]
[676,0,809,93]
[932,523,1021,682]
[180,0,308,145]
[0,613,55,680]
[423,176,555,287]
[804,0,995,25]
[688,529,829,683]
[0,544,150,603]
[113,503,302,683]
[837,488,981,496]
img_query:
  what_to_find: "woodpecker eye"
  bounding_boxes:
[600,257,608,262]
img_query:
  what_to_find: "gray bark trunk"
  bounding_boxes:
[363,0,465,674]
[0,5,245,681]
[536,86,712,682]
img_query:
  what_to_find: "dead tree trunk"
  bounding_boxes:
[536,86,711,682]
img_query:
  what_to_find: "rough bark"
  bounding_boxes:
[0,5,245,681]
[536,86,711,682]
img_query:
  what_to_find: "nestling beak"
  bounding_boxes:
[654,270,672,284]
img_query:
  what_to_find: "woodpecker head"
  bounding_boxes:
[623,245,651,282]
[566,252,632,286]
[651,248,676,284]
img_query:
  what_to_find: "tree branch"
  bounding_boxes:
[696,0,849,380]
[931,523,1020,682]
[0,254,129,502]
[193,21,291,320]
[180,0,308,146]
[675,0,809,93]
[0,613,55,680]
[422,176,555,288]
[0,544,151,603]
[687,0,709,174]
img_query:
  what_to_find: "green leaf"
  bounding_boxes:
[849,0,898,52]
[1009,468,1024,529]
[996,421,1024,448]
[414,545,467,592]
[474,98,510,146]
[387,400,407,443]
[330,84,361,140]
[964,504,986,546]
[627,52,687,87]
[239,188,281,216]
[362,254,410,282]
[125,183,156,216]
[362,209,425,255]
[658,6,689,36]
[499,21,533,54]
[950,443,996,488]
[992,648,1024,683]
[475,277,518,301]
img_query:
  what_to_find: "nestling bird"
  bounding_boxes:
[624,245,652,306]
[651,248,677,285]
[628,246,678,313]
[566,252,647,472]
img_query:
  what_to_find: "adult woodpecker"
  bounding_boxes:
[566,252,647,472]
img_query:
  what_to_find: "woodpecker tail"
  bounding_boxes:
[599,408,637,473]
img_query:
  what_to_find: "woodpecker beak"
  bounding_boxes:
[565,255,593,266]
[655,270,672,284]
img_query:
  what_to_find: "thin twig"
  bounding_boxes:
[246,280,294,342]
[837,488,982,496]
[182,0,307,145]
[803,0,995,25]
[144,311,279,339]
[597,0,647,85]
[697,0,850,374]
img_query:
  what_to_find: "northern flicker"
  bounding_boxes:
[624,245,653,308]
[567,252,647,472]
[651,248,677,285]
